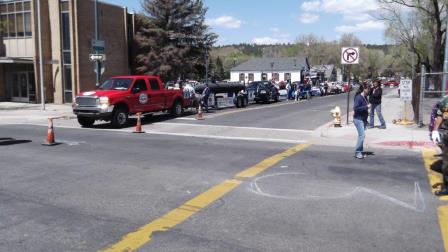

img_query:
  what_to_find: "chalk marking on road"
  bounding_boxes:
[99,143,311,252]
[249,173,426,213]
[152,122,314,134]
[422,148,448,201]
[438,205,448,252]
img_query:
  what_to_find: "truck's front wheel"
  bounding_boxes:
[171,100,183,117]
[111,108,128,128]
[77,116,95,127]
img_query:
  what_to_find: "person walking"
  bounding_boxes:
[353,84,371,159]
[324,81,329,96]
[286,81,292,100]
[202,83,211,113]
[368,80,386,129]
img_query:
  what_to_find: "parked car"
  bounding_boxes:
[73,75,187,128]
[247,81,279,103]
[329,82,342,94]
[384,80,399,87]
[310,86,322,96]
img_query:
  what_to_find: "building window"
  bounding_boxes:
[60,0,72,103]
[284,73,291,81]
[248,73,254,82]
[239,73,245,82]
[0,1,32,38]
[272,73,279,81]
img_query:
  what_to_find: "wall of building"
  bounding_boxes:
[0,64,5,101]
[74,0,130,93]
[3,38,34,57]
[32,0,54,103]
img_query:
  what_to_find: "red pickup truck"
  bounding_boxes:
[73,75,186,128]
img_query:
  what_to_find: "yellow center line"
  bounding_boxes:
[421,148,448,201]
[439,206,448,252]
[99,143,311,252]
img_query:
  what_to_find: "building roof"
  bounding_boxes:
[310,64,335,78]
[231,57,309,72]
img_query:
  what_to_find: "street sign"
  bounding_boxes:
[91,39,105,53]
[341,47,359,65]
[89,54,106,62]
[400,79,412,101]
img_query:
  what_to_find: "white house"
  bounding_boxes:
[230,57,310,84]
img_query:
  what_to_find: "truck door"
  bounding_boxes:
[130,78,150,113]
[148,78,165,111]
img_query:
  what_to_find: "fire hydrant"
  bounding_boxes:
[331,106,342,127]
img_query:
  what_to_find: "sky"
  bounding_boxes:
[103,0,387,45]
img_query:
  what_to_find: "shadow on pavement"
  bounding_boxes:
[0,138,32,146]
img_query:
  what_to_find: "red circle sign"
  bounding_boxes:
[342,48,359,63]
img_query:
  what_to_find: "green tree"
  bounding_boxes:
[134,0,217,81]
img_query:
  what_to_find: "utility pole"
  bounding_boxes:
[94,0,101,87]
[37,0,45,110]
[205,46,208,85]
[442,8,448,94]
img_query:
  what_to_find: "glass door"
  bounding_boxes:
[11,72,29,102]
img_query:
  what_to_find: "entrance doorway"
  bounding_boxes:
[11,72,34,102]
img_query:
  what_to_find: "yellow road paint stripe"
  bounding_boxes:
[100,143,310,252]
[439,206,448,252]
[236,143,311,179]
[421,148,448,201]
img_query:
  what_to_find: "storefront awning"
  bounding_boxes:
[0,57,33,64]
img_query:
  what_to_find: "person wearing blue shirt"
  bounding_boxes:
[353,84,371,159]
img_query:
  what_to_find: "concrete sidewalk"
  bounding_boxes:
[0,102,73,124]
[313,89,437,151]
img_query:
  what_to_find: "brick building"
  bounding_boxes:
[0,0,134,103]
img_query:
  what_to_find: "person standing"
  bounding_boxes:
[202,83,211,113]
[286,81,292,100]
[430,96,448,196]
[353,84,371,159]
[368,80,386,129]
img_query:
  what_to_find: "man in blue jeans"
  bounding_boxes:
[353,84,371,159]
[368,80,386,129]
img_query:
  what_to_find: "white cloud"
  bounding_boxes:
[252,37,281,45]
[321,0,378,14]
[335,20,384,33]
[301,1,321,12]
[300,13,320,24]
[343,13,372,22]
[206,15,242,29]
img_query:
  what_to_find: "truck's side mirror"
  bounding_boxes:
[132,87,141,94]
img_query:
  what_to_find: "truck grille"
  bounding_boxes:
[76,96,98,107]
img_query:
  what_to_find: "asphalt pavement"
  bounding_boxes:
[0,89,447,252]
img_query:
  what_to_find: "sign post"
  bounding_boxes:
[341,47,359,125]
[399,79,413,123]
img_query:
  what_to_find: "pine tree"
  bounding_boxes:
[135,0,217,81]
[215,56,225,80]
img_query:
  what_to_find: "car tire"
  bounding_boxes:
[243,97,248,107]
[236,97,243,108]
[171,100,183,117]
[77,116,95,127]
[111,108,128,128]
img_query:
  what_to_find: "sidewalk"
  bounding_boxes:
[0,102,73,124]
[313,90,437,151]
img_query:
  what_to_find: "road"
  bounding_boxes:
[0,90,446,252]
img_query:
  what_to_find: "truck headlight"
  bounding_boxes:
[99,96,109,105]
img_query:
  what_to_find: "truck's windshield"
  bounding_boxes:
[98,78,133,91]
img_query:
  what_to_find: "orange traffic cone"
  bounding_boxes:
[42,118,58,146]
[196,104,205,120]
[133,112,145,133]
